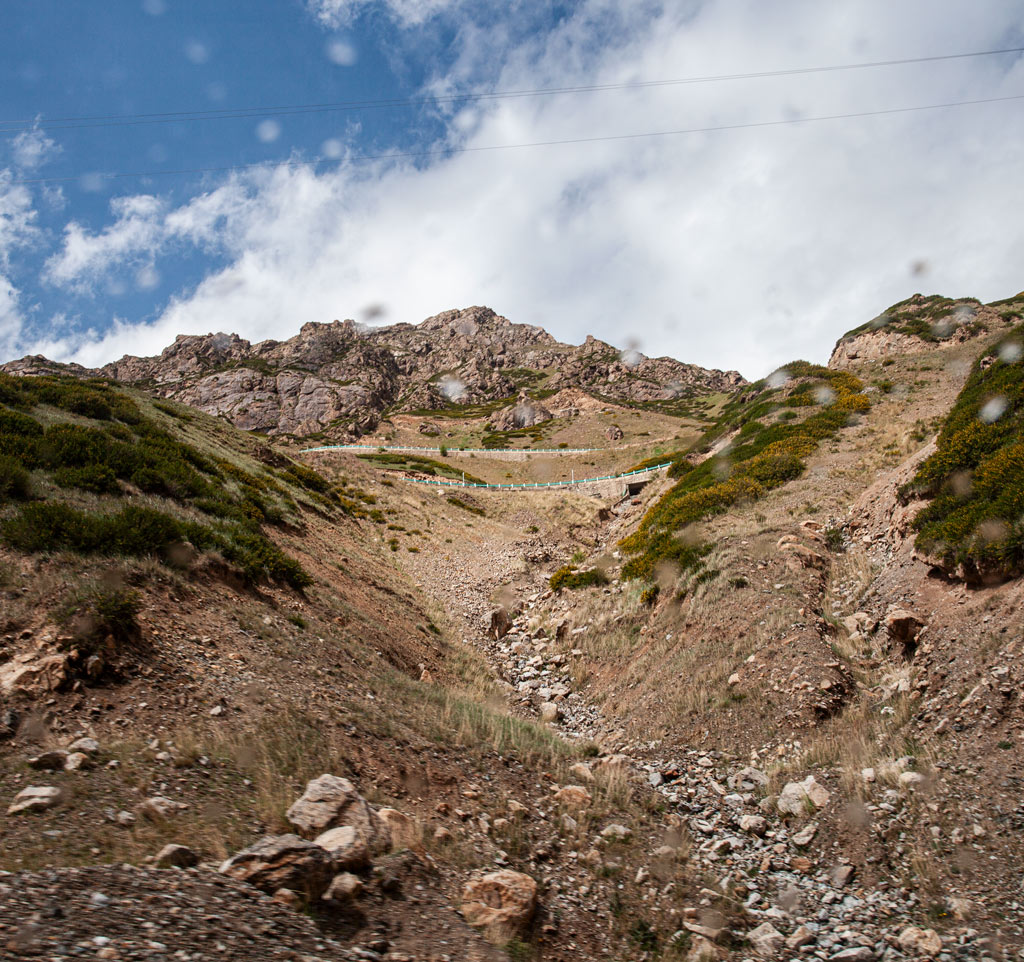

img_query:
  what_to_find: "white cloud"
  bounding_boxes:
[0,173,39,266]
[0,273,26,359]
[308,0,463,28]
[15,0,1024,378]
[43,194,166,290]
[11,125,61,170]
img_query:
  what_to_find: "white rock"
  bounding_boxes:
[747,921,784,957]
[8,785,64,815]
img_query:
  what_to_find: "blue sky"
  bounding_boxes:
[1,0,1023,377]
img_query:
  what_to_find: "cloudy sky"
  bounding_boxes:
[1,1,1022,379]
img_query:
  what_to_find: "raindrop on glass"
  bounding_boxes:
[999,340,1022,364]
[184,40,210,64]
[440,377,467,402]
[322,138,344,159]
[136,265,160,291]
[142,0,166,14]
[979,397,1007,424]
[256,119,282,143]
[79,172,107,192]
[814,385,836,406]
[767,369,790,389]
[869,314,890,331]
[326,40,357,66]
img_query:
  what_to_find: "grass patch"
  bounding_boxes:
[839,293,982,342]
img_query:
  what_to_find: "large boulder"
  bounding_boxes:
[460,870,538,943]
[219,834,335,900]
[286,774,390,855]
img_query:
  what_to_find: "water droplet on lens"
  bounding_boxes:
[326,40,357,66]
[256,119,281,143]
[135,265,160,291]
[184,40,209,65]
[440,377,466,402]
[322,139,344,159]
[767,369,790,389]
[814,386,836,406]
[999,340,1022,364]
[979,397,1007,424]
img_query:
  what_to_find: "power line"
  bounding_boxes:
[1,45,1021,134]
[9,92,1023,187]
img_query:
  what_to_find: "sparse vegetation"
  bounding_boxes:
[902,322,1024,578]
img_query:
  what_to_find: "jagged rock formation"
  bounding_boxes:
[3,306,743,438]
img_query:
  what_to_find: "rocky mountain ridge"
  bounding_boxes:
[2,306,744,439]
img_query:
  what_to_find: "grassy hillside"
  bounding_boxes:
[0,373,358,589]
[619,362,870,579]
[902,321,1024,578]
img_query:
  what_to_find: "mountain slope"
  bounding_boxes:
[3,306,744,439]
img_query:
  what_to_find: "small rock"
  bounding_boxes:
[64,752,91,771]
[553,785,592,809]
[287,774,390,854]
[27,750,69,771]
[8,785,64,815]
[792,822,818,847]
[568,762,594,784]
[539,702,561,723]
[747,921,784,957]
[897,926,943,957]
[777,775,830,815]
[155,844,199,869]
[600,823,632,840]
[68,737,100,755]
[786,925,815,949]
[831,864,855,887]
[898,771,926,790]
[324,872,365,901]
[830,948,874,961]
[460,870,537,943]
[136,796,187,821]
[739,814,767,835]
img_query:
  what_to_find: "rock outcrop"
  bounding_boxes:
[2,306,744,438]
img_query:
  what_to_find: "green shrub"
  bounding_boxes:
[0,455,31,502]
[58,583,141,655]
[53,464,121,495]
[904,323,1024,578]
[549,566,609,591]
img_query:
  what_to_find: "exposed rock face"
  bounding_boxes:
[460,870,538,943]
[2,306,744,438]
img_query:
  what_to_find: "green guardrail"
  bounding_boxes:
[405,463,672,491]
[302,443,600,454]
